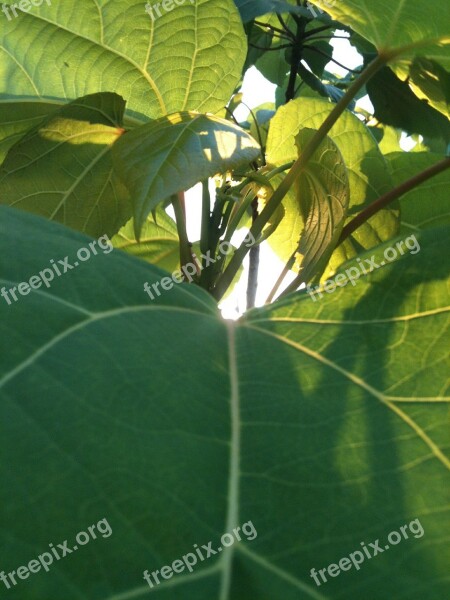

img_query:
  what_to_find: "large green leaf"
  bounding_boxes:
[1,206,448,598]
[308,0,450,68]
[0,93,131,238]
[387,152,450,232]
[112,112,261,236]
[266,97,398,273]
[0,0,245,121]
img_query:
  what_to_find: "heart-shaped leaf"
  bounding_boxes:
[0,206,448,599]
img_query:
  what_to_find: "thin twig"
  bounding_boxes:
[303,24,333,37]
[224,106,240,126]
[265,250,297,303]
[307,35,349,41]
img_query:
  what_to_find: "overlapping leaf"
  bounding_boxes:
[112,208,181,273]
[0,101,58,165]
[308,0,450,69]
[366,67,450,142]
[409,57,450,118]
[234,0,325,22]
[0,93,131,238]
[290,128,349,285]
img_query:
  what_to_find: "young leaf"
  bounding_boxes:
[289,127,350,285]
[247,103,276,151]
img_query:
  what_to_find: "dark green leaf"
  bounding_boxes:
[1,206,448,599]
[366,67,450,143]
